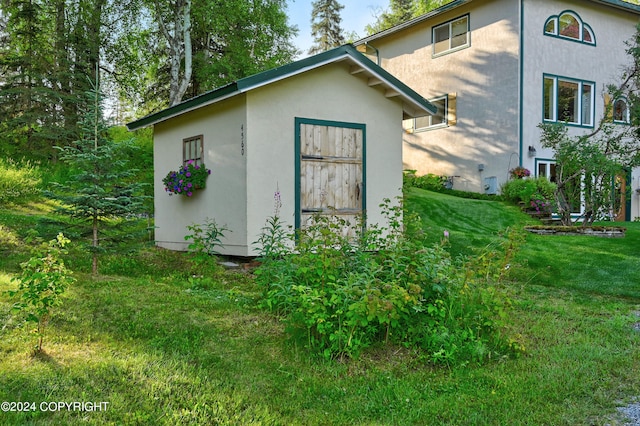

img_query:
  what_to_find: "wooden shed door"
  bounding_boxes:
[295,118,365,234]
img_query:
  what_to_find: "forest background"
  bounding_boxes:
[0,0,457,164]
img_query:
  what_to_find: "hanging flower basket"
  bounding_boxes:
[163,160,211,197]
[509,166,531,179]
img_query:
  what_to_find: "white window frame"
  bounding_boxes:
[403,95,448,132]
[536,158,585,218]
[536,159,556,183]
[432,15,470,57]
[543,75,595,127]
[613,97,630,124]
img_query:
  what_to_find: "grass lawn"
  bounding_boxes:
[1,189,639,425]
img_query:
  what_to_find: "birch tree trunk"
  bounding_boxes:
[155,0,192,106]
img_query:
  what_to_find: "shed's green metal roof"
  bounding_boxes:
[127,44,436,130]
[354,0,640,46]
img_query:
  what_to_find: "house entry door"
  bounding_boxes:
[295,118,365,235]
[614,171,631,222]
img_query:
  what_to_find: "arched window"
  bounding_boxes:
[558,13,579,39]
[544,11,595,45]
[613,98,630,124]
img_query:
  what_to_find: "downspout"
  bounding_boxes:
[364,42,381,65]
[518,0,524,167]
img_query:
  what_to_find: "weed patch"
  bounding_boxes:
[254,199,520,363]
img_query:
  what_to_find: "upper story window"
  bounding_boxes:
[613,97,630,124]
[403,95,453,132]
[543,74,595,127]
[433,15,469,56]
[183,135,203,166]
[544,11,595,45]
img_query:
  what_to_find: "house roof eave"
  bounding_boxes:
[590,0,640,14]
[353,0,640,47]
[126,44,435,131]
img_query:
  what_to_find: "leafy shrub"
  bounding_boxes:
[184,218,228,276]
[500,177,556,208]
[254,199,521,364]
[7,233,75,353]
[0,158,42,205]
[404,170,502,201]
[403,170,448,191]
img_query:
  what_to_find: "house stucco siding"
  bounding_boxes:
[364,0,520,192]
[153,96,249,255]
[521,0,640,219]
[245,64,404,256]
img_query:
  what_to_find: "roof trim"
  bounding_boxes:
[126,44,436,130]
[354,0,472,46]
[591,0,640,13]
[354,0,640,46]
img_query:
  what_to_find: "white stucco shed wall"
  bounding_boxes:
[152,60,410,257]
[153,96,249,256]
[364,0,521,192]
[244,63,405,256]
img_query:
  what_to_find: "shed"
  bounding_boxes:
[127,44,436,257]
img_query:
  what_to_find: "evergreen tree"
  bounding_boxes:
[49,85,149,275]
[0,0,59,160]
[308,0,345,55]
[366,0,451,35]
[0,0,124,161]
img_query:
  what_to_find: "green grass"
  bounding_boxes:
[405,187,538,256]
[0,192,639,425]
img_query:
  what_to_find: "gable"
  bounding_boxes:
[127,45,436,131]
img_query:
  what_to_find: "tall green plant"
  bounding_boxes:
[8,233,75,353]
[254,200,520,363]
[49,86,149,274]
[184,218,228,277]
[0,159,42,205]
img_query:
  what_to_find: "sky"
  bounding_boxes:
[286,0,390,57]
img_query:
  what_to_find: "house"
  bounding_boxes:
[126,45,436,256]
[354,0,640,220]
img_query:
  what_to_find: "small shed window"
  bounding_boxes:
[183,135,203,166]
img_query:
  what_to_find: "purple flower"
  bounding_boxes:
[186,172,191,177]
[187,192,193,197]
